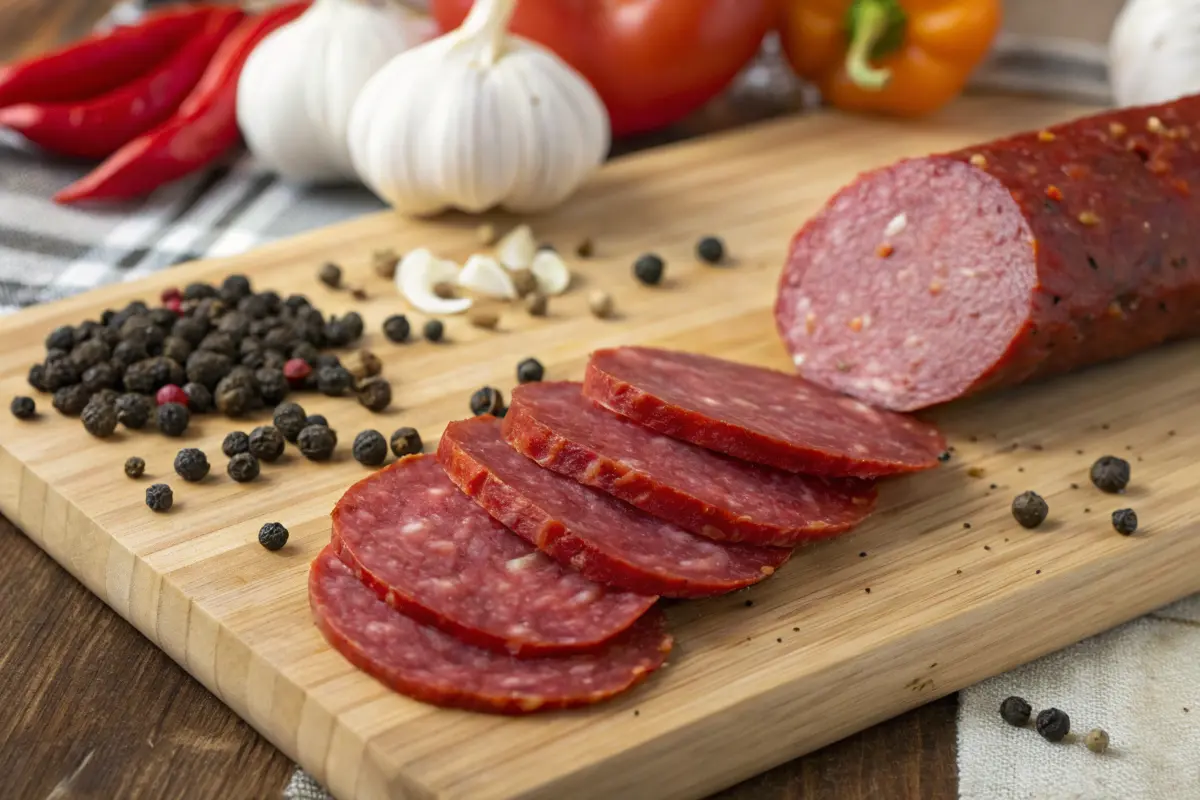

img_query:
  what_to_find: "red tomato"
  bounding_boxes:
[430,0,775,137]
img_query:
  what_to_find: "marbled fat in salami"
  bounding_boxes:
[502,382,877,546]
[309,546,672,714]
[438,416,791,598]
[332,454,656,657]
[583,347,945,477]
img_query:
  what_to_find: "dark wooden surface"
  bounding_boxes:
[0,4,958,799]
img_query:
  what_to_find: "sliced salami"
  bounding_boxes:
[502,382,877,546]
[583,347,945,477]
[437,416,791,598]
[331,454,655,657]
[309,546,672,715]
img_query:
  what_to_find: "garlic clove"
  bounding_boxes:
[529,250,571,296]
[397,248,473,314]
[458,254,518,299]
[496,224,536,270]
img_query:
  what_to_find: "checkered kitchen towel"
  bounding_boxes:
[4,2,1194,799]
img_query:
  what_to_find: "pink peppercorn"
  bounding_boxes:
[156,384,189,407]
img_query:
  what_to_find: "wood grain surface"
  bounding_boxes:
[5,94,1195,800]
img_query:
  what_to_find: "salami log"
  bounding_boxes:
[777,96,1200,412]
[583,347,945,477]
[331,454,656,657]
[309,547,671,714]
[437,416,791,598]
[503,381,877,546]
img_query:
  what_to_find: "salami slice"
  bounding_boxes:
[777,96,1200,411]
[583,347,945,477]
[502,382,878,546]
[438,416,791,598]
[331,454,656,657]
[310,546,671,714]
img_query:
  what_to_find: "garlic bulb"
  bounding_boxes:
[347,0,610,215]
[236,0,423,183]
[1110,0,1200,107]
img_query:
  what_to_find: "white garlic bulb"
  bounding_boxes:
[236,0,424,183]
[346,0,610,215]
[1110,0,1200,107]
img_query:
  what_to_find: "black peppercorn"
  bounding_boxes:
[227,452,260,483]
[183,282,218,302]
[81,397,118,437]
[161,335,193,365]
[314,353,341,370]
[115,393,151,429]
[157,402,190,437]
[214,378,255,417]
[146,483,174,512]
[340,311,364,341]
[633,253,665,285]
[291,341,319,365]
[390,426,422,457]
[357,377,392,412]
[124,456,145,479]
[217,433,248,461]
[93,388,120,407]
[270,402,306,443]
[112,338,150,368]
[81,361,117,393]
[147,307,178,331]
[258,521,289,551]
[261,326,294,354]
[323,318,352,347]
[52,384,91,416]
[999,696,1032,727]
[198,331,238,358]
[70,338,111,370]
[10,396,35,419]
[124,356,185,394]
[1035,708,1070,742]
[423,319,444,343]
[284,293,310,312]
[1011,491,1049,529]
[1112,508,1138,535]
[44,359,80,391]
[317,262,342,288]
[469,386,504,416]
[696,236,725,264]
[297,424,337,461]
[255,367,289,406]
[383,315,411,343]
[249,425,285,462]
[353,430,388,466]
[516,357,544,384]
[236,293,269,320]
[173,448,210,482]
[317,365,353,396]
[171,316,209,347]
[27,363,47,392]
[304,414,328,428]
[185,350,233,390]
[220,274,252,301]
[183,382,213,413]
[1090,456,1130,493]
[45,325,76,352]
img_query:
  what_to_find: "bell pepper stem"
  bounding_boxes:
[845,0,906,91]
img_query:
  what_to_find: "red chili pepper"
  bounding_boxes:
[55,3,310,205]
[0,5,220,108]
[0,7,245,160]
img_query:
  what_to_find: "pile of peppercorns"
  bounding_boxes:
[1009,455,1139,536]
[999,696,1110,753]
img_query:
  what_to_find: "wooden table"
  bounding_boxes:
[0,3,958,797]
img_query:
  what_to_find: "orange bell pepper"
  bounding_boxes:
[778,0,1001,117]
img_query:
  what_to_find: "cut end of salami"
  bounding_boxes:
[438,415,791,598]
[332,454,656,657]
[503,381,877,546]
[777,157,1035,411]
[584,347,945,477]
[309,546,672,715]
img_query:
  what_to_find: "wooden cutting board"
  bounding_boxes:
[2,95,1198,800]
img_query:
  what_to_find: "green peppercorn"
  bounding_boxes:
[10,396,35,420]
[259,521,289,551]
[124,456,145,479]
[273,402,307,443]
[297,424,337,461]
[115,393,151,430]
[1035,708,1070,742]
[1112,508,1138,535]
[317,262,342,289]
[145,483,174,513]
[1085,728,1109,754]
[633,253,665,285]
[81,397,118,437]
[304,414,327,428]
[516,357,544,384]
[1011,491,1048,529]
[469,386,504,416]
[173,448,210,482]
[157,402,190,437]
[390,427,422,458]
[222,431,250,457]
[353,430,388,467]
[183,382,213,414]
[227,452,260,483]
[999,696,1032,727]
[317,365,353,396]
[1090,456,1131,493]
[357,377,392,412]
[423,319,444,343]
[696,236,725,264]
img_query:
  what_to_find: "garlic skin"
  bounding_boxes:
[236,0,422,183]
[1110,0,1200,107]
[347,0,610,215]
